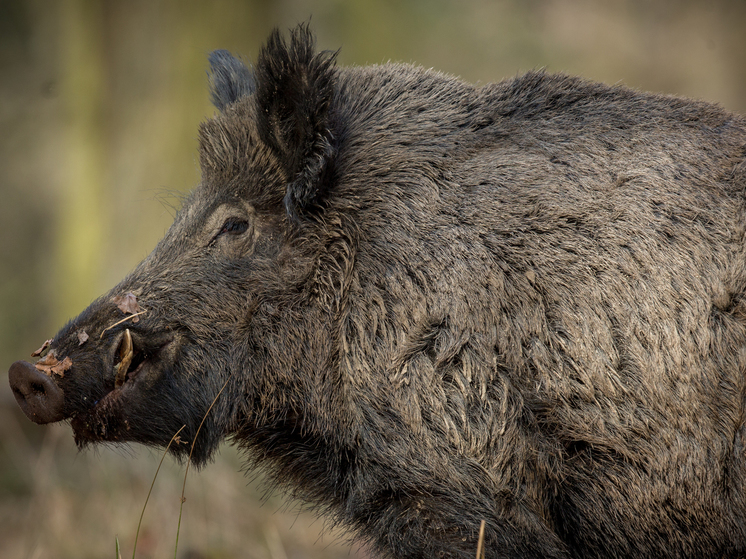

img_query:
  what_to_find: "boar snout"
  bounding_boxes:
[8,360,66,424]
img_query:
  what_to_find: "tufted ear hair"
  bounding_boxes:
[254,24,338,223]
[208,50,255,111]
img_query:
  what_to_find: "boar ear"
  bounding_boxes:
[254,25,338,222]
[208,50,255,111]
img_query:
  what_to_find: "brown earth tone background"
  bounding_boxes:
[1,1,745,557]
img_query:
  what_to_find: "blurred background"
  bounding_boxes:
[1,0,745,557]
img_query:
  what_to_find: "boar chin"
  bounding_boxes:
[67,329,224,465]
[70,334,191,446]
[69,334,175,445]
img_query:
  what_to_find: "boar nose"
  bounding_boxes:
[8,360,66,424]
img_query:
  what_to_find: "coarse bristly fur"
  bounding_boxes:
[8,22,746,559]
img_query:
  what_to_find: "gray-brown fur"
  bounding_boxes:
[8,24,746,558]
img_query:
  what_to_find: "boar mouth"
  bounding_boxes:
[70,329,174,443]
[112,329,148,387]
[107,328,172,390]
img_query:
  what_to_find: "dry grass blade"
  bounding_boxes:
[132,425,186,559]
[173,375,232,559]
[100,311,147,339]
[476,519,486,559]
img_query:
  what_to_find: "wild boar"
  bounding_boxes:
[8,24,746,559]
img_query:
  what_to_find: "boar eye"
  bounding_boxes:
[208,217,251,247]
[218,218,249,237]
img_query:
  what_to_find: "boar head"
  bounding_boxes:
[9,26,347,467]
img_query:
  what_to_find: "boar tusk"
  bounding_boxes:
[114,329,134,388]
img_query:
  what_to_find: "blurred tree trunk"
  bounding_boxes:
[55,0,107,323]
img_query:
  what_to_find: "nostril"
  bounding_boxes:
[8,360,66,424]
[30,382,47,395]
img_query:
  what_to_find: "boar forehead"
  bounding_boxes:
[197,99,286,211]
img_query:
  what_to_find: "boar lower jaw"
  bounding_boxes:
[71,337,173,443]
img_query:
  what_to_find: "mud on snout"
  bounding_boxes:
[9,300,176,442]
